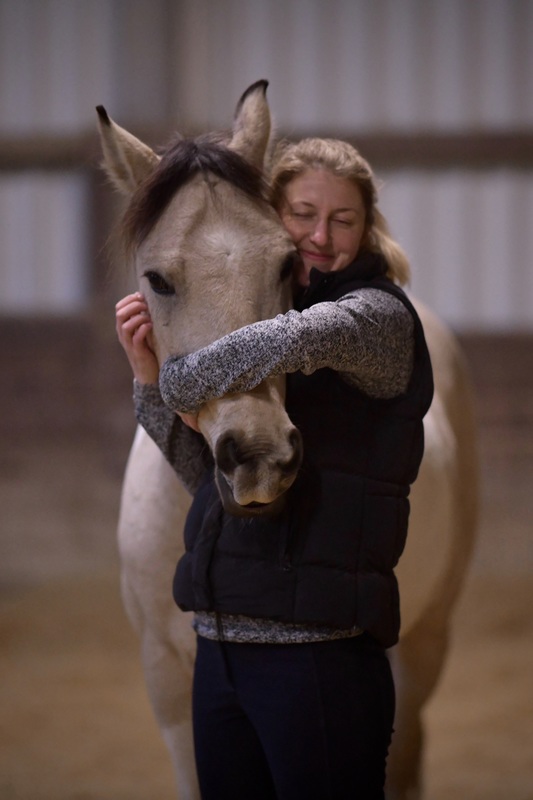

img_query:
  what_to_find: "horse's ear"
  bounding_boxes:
[96,106,160,196]
[229,80,271,169]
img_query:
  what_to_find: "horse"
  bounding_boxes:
[97,81,478,800]
[387,303,478,798]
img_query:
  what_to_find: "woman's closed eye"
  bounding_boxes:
[332,217,354,227]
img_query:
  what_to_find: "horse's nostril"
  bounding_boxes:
[280,429,303,475]
[216,428,303,477]
[215,433,245,473]
[289,428,302,452]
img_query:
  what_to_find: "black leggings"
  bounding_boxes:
[192,633,395,799]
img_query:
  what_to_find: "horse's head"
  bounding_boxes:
[98,81,302,516]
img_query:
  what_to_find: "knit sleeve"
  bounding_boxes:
[159,288,414,413]
[133,380,213,494]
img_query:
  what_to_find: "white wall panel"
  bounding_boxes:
[0,0,174,314]
[2,0,532,134]
[0,0,532,327]
[0,0,179,135]
[0,173,87,313]
[379,169,533,330]
[171,0,533,132]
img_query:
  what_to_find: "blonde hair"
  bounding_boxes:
[270,138,410,286]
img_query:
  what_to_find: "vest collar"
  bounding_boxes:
[295,251,389,310]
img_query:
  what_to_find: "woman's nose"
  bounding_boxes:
[309,219,330,246]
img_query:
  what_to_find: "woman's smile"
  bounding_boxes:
[300,248,335,263]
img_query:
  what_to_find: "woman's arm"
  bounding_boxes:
[133,381,212,494]
[116,293,211,492]
[159,288,415,413]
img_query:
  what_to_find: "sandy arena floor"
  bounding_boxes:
[1,418,532,799]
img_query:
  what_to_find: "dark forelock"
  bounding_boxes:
[121,133,269,249]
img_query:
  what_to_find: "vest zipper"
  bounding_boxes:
[280,514,296,571]
[281,551,293,571]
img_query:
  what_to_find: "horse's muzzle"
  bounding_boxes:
[215,469,289,518]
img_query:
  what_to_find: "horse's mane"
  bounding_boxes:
[122,133,270,250]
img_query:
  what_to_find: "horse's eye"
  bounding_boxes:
[280,252,297,282]
[144,271,175,296]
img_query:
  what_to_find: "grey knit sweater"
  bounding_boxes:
[133,287,414,643]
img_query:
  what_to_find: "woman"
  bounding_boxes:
[116,138,433,799]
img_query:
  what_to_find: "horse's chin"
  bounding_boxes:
[215,470,287,518]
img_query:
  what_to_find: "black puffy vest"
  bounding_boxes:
[174,252,434,647]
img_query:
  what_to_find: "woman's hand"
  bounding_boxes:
[116,293,202,432]
[115,293,159,384]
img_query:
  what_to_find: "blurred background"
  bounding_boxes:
[1,1,532,798]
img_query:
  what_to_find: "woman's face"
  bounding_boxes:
[280,168,367,287]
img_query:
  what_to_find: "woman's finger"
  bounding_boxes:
[115,292,146,310]
[116,300,149,324]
